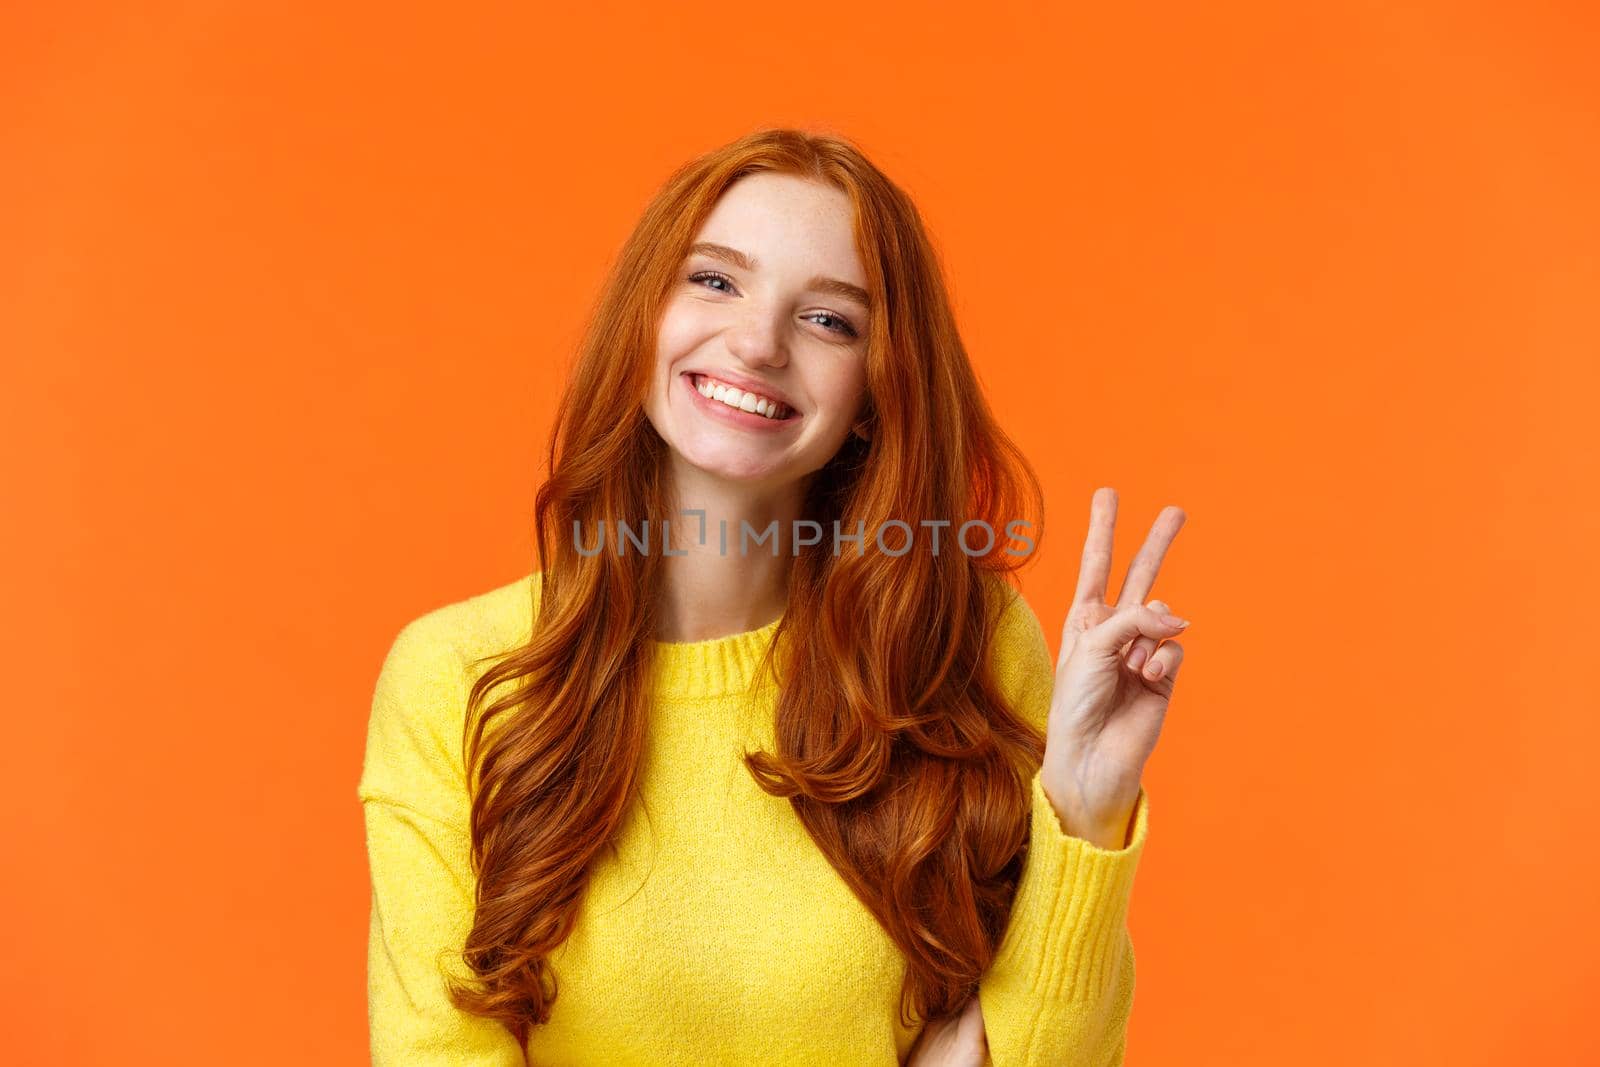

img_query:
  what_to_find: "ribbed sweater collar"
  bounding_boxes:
[526,572,787,700]
[646,613,787,699]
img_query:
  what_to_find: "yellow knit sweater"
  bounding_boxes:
[358,572,1150,1066]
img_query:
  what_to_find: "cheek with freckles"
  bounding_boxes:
[796,362,867,449]
[654,303,709,382]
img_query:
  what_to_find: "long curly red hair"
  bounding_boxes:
[448,127,1048,1043]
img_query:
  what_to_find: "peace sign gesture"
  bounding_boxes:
[1039,488,1190,849]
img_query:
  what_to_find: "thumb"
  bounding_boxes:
[1088,603,1190,657]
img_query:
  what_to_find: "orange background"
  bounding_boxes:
[4,2,1596,1063]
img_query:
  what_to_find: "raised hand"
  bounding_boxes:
[1040,488,1189,849]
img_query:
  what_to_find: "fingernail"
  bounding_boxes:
[1127,647,1149,671]
[1147,659,1165,678]
[1162,614,1189,628]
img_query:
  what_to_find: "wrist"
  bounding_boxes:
[1039,765,1137,850]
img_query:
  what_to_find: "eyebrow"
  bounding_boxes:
[687,242,872,312]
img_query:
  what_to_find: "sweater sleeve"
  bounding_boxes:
[975,587,1151,1067]
[357,617,528,1067]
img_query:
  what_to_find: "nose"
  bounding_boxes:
[724,304,789,371]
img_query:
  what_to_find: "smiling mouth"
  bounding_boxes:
[686,373,796,421]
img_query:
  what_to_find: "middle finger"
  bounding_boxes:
[1072,487,1119,609]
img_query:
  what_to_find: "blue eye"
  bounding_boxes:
[804,311,858,338]
[689,270,736,294]
[687,272,859,339]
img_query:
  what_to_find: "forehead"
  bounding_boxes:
[691,173,866,288]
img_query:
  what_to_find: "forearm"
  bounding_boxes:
[976,775,1149,1066]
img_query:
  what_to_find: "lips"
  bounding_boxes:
[682,369,798,415]
[681,371,800,431]
[683,371,798,421]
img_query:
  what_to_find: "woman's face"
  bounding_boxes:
[645,172,871,492]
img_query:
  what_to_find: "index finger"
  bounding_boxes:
[1115,504,1188,608]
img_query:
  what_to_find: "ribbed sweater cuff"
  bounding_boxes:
[1002,770,1150,1003]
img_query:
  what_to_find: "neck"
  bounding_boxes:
[654,461,807,643]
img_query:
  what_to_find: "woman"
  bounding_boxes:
[358,127,1189,1066]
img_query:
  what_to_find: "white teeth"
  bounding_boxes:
[693,375,788,420]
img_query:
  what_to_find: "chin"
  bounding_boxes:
[656,432,773,479]
[681,450,789,486]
